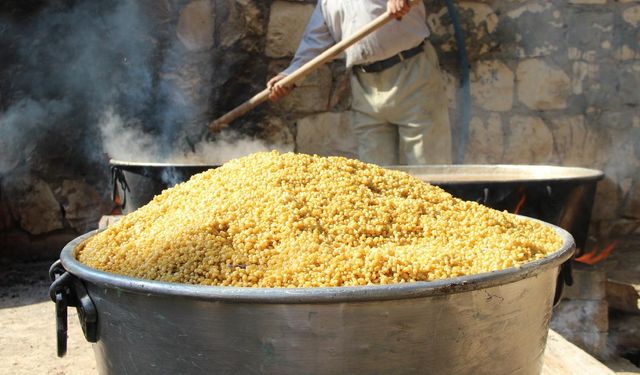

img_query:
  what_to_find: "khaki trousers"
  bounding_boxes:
[350,41,452,166]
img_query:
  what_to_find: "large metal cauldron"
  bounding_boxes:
[110,159,219,214]
[51,222,574,375]
[389,165,603,254]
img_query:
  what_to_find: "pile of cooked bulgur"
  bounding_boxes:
[78,151,562,287]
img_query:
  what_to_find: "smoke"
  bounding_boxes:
[0,98,72,174]
[99,109,163,163]
[0,0,160,179]
[7,1,156,114]
[0,0,270,185]
[185,136,283,164]
[99,107,285,165]
[550,303,615,360]
[99,106,288,187]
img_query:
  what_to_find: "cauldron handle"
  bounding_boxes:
[49,260,98,357]
[111,166,130,210]
[553,259,574,307]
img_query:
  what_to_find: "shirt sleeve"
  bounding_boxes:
[282,4,336,76]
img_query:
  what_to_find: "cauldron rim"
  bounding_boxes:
[110,159,604,183]
[388,164,604,184]
[110,159,223,169]
[60,218,574,304]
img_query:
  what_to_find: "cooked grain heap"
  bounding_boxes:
[78,151,562,287]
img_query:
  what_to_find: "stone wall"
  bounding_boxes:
[0,0,639,258]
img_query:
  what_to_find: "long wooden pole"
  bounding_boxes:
[209,0,420,132]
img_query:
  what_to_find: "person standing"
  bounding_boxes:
[268,0,452,166]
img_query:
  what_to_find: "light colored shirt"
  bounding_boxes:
[282,0,430,75]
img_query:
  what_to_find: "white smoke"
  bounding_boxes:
[99,109,162,162]
[99,107,287,165]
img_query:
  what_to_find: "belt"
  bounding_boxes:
[354,41,425,74]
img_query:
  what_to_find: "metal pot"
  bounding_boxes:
[389,165,603,254]
[109,159,220,214]
[50,221,575,375]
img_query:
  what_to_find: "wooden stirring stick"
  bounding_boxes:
[209,0,421,133]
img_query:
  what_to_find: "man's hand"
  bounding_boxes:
[267,74,294,102]
[388,0,410,20]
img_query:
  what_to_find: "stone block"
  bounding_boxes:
[58,180,106,234]
[550,298,610,357]
[608,219,640,236]
[609,312,640,351]
[464,113,504,164]
[507,3,553,19]
[458,2,498,34]
[503,115,554,164]
[614,45,639,61]
[271,62,332,114]
[549,327,609,359]
[550,115,590,166]
[6,176,64,236]
[603,118,640,172]
[623,5,640,27]
[517,59,571,110]
[593,177,622,221]
[258,116,296,150]
[177,0,215,52]
[606,279,640,313]
[265,1,315,58]
[551,299,609,333]
[219,0,265,49]
[296,112,358,159]
[470,60,514,112]
[156,53,214,142]
[562,266,606,300]
[503,3,564,59]
[454,3,500,59]
[618,62,640,106]
[565,8,614,59]
[622,181,640,219]
[582,125,609,170]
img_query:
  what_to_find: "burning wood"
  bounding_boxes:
[575,241,619,265]
[513,192,527,215]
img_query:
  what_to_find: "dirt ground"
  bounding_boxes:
[0,260,96,375]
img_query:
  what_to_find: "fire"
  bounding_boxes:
[513,193,526,215]
[575,240,618,265]
[110,194,123,215]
